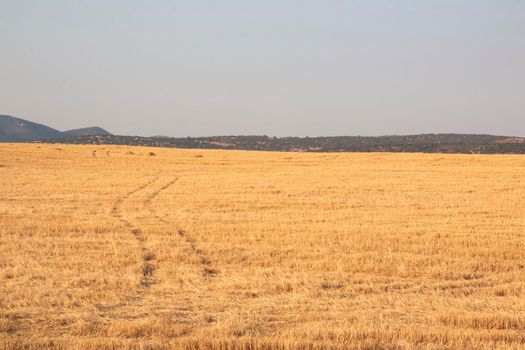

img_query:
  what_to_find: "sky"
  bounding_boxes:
[1,0,524,137]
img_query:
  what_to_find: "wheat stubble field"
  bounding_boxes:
[0,144,524,349]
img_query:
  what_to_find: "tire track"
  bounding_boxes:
[144,177,219,278]
[111,176,160,287]
[97,175,218,321]
[177,228,219,278]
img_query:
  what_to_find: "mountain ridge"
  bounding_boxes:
[0,115,111,142]
[62,127,111,137]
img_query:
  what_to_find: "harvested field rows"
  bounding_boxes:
[0,144,524,349]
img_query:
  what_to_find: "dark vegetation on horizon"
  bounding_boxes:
[38,134,525,154]
[2,115,524,154]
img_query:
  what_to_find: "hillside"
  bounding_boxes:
[0,115,63,142]
[62,126,111,137]
[41,133,525,154]
[0,115,111,141]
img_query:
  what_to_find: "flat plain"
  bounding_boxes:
[1,144,524,349]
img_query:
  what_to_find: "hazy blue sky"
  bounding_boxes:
[1,1,524,136]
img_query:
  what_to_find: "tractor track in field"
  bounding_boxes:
[177,227,219,278]
[111,175,160,287]
[145,177,219,278]
[111,175,219,292]
[72,173,220,323]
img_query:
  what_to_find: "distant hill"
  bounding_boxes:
[0,115,63,142]
[62,127,111,137]
[39,134,525,154]
[0,115,111,142]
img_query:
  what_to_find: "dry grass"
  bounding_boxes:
[0,143,524,349]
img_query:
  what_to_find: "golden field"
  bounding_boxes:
[0,143,524,349]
